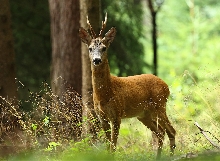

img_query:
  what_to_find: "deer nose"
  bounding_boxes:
[93,58,102,65]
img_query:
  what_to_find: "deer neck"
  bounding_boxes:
[91,59,112,100]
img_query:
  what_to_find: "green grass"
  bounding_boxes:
[1,72,220,161]
[3,116,220,161]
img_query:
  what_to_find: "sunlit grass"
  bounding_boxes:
[1,71,220,161]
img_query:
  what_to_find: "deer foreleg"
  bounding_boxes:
[100,116,111,149]
[110,120,121,152]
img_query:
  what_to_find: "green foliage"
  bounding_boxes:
[45,142,61,152]
[4,0,220,160]
[10,0,146,106]
[31,123,37,131]
[157,0,220,78]
[10,0,51,107]
[102,0,147,76]
[146,0,220,123]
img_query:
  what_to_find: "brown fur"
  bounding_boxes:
[79,22,176,159]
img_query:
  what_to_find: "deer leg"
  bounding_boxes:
[155,102,176,157]
[149,120,165,160]
[99,116,111,149]
[110,119,121,152]
[154,125,165,160]
[161,114,176,156]
[138,114,165,159]
[166,124,176,156]
[156,111,176,156]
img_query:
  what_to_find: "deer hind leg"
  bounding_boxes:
[137,113,165,159]
[152,125,165,160]
[159,112,176,156]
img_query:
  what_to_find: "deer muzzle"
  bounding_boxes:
[92,51,102,65]
[93,58,102,65]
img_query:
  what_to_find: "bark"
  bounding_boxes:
[49,0,82,140]
[80,0,102,139]
[49,0,82,96]
[147,0,158,76]
[0,0,17,99]
[147,0,163,149]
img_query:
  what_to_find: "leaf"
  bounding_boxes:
[31,123,37,131]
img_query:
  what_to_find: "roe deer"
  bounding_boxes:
[79,14,176,159]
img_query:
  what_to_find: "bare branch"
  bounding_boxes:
[147,0,154,15]
[147,0,164,15]
[194,122,220,149]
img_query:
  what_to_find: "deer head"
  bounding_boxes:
[79,14,116,66]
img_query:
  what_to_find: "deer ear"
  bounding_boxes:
[79,27,92,45]
[103,27,116,44]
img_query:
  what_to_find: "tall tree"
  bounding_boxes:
[80,0,102,139]
[0,0,17,99]
[147,0,164,76]
[10,1,51,111]
[49,0,82,96]
[102,0,146,76]
[49,0,82,140]
[147,0,164,150]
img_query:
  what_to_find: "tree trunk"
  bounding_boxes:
[147,0,165,152]
[49,0,82,141]
[49,0,82,96]
[147,0,159,76]
[152,12,158,76]
[80,0,102,139]
[0,0,17,100]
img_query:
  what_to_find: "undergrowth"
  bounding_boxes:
[1,71,220,161]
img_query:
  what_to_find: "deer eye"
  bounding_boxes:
[102,47,106,52]
[89,47,92,52]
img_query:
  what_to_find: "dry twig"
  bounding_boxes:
[194,122,220,149]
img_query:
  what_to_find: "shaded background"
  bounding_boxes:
[1,0,220,159]
[10,0,220,115]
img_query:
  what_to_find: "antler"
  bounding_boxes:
[99,13,107,37]
[87,16,96,38]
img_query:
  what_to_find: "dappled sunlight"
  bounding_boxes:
[166,69,220,158]
[1,0,220,160]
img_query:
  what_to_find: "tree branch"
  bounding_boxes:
[194,122,220,149]
[147,0,164,15]
[147,0,155,15]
